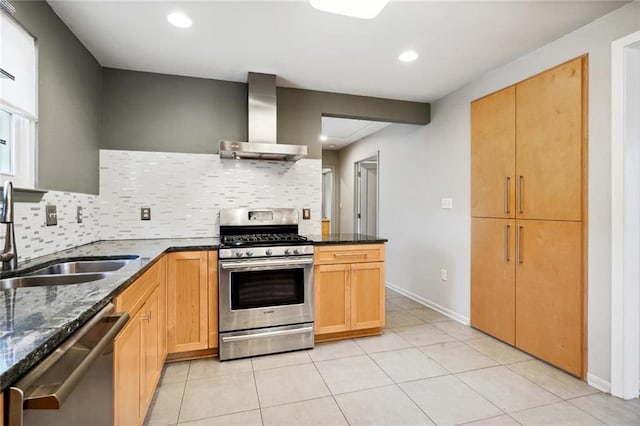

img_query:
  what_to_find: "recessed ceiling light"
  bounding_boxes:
[320,135,328,142]
[399,50,419,62]
[329,144,336,148]
[309,0,389,19]
[167,12,192,29]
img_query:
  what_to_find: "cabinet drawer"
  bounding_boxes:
[116,260,160,316]
[314,244,385,265]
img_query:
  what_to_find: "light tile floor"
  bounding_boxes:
[144,289,640,425]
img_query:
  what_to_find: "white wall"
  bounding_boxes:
[343,2,640,387]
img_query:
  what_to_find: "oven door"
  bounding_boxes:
[218,256,314,332]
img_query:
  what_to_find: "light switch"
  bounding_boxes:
[440,268,448,281]
[441,198,453,209]
[302,208,311,220]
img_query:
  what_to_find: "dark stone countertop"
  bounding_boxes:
[0,233,383,391]
[0,238,218,391]
[305,233,388,245]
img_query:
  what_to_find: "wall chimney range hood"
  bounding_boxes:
[219,73,308,161]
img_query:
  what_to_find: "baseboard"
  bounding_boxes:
[385,281,470,325]
[587,372,611,393]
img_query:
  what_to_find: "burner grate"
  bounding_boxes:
[221,233,308,246]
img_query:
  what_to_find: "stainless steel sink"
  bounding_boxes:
[26,257,138,276]
[0,273,110,290]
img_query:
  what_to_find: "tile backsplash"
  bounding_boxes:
[0,149,321,262]
[99,149,322,239]
[0,190,99,262]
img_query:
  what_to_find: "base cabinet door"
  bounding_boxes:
[141,288,160,410]
[515,220,583,376]
[350,262,385,330]
[471,217,516,344]
[114,316,141,426]
[314,264,350,334]
[167,251,209,353]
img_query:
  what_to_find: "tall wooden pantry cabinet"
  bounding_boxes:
[470,56,587,377]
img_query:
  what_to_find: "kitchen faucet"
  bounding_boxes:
[0,181,17,271]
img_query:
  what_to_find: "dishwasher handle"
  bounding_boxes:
[8,303,129,421]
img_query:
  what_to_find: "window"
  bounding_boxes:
[0,107,36,187]
[0,11,37,188]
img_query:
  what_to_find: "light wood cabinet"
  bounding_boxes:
[114,306,141,426]
[470,56,586,377]
[114,259,165,426]
[167,251,209,353]
[314,245,385,338]
[158,255,168,362]
[516,58,584,221]
[471,85,516,218]
[515,220,583,376]
[470,217,516,345]
[314,263,351,334]
[141,288,160,410]
[350,262,386,331]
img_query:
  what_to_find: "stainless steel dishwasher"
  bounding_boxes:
[6,303,129,426]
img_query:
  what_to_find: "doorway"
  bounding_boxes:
[322,167,335,233]
[611,30,640,399]
[354,153,379,236]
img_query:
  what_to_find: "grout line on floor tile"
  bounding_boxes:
[174,361,191,425]
[309,359,351,425]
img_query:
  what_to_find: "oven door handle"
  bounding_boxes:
[221,326,314,343]
[220,258,314,270]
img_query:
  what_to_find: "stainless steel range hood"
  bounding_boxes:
[219,73,308,161]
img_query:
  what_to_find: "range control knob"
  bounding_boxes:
[235,251,243,258]
[293,248,301,255]
[265,249,273,256]
[284,249,291,255]
[245,250,253,257]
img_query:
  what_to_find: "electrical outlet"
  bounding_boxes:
[141,207,151,221]
[302,208,311,220]
[440,268,448,281]
[77,206,83,224]
[45,205,58,226]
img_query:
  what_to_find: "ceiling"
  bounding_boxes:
[321,117,390,150]
[47,1,626,103]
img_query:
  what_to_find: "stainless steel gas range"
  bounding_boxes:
[218,208,314,360]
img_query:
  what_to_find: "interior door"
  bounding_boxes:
[355,154,378,235]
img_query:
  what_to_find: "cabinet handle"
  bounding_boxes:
[334,252,368,258]
[517,176,524,214]
[516,225,523,264]
[504,224,510,262]
[504,177,511,214]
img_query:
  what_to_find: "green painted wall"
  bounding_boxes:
[13,1,102,194]
[100,71,431,160]
[277,88,430,159]
[100,69,247,154]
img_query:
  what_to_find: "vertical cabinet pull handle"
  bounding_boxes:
[504,177,511,214]
[517,176,524,214]
[504,224,510,262]
[516,225,524,264]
